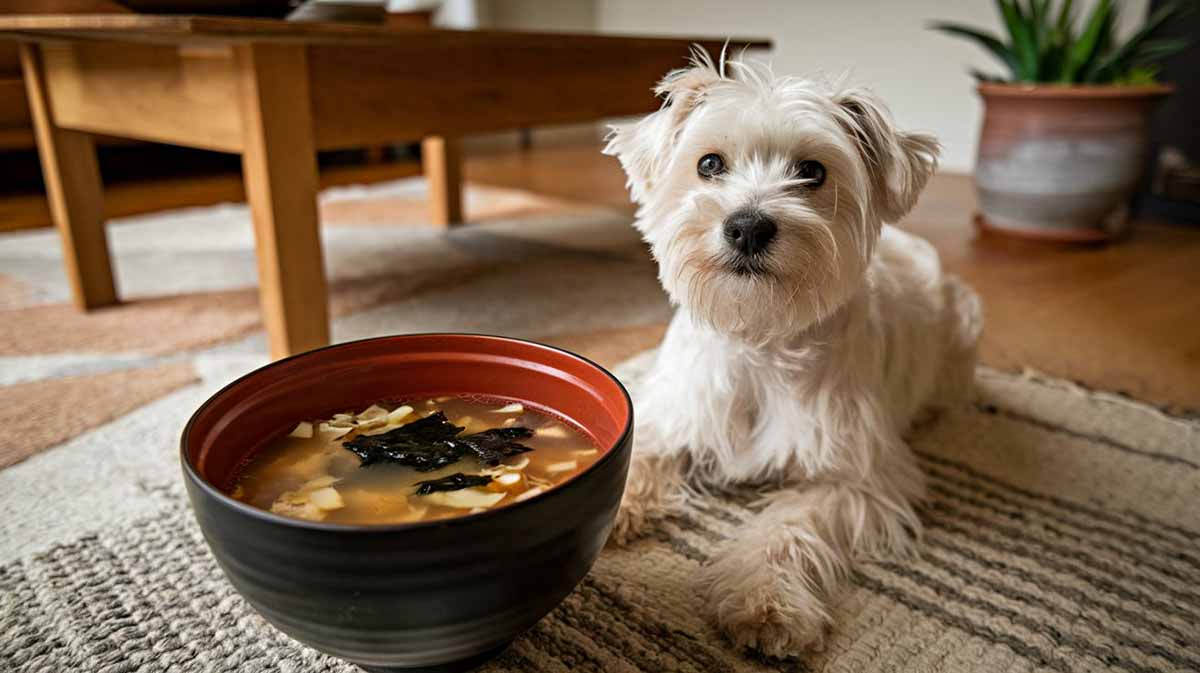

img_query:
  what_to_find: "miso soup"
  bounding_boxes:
[227,396,601,524]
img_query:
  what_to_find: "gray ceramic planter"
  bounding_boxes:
[975,83,1171,242]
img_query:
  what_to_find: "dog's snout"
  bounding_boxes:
[723,209,777,256]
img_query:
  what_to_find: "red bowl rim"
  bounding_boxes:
[179,333,634,534]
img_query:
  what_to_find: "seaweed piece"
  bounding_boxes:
[414,472,493,495]
[343,412,465,470]
[458,427,535,465]
[341,411,535,471]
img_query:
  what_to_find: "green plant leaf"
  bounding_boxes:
[1029,0,1050,54]
[1094,3,1119,69]
[968,68,1007,83]
[1055,0,1075,36]
[1039,0,1075,81]
[1051,0,1076,76]
[997,0,1040,80]
[1086,0,1188,82]
[1041,41,1068,81]
[929,22,1019,78]
[935,0,1188,86]
[1113,65,1161,86]
[1061,0,1112,83]
[1031,0,1049,23]
[1130,37,1194,67]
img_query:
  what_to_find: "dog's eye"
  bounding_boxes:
[697,153,727,179]
[794,160,826,187]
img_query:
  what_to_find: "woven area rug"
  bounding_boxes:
[2,179,1198,672]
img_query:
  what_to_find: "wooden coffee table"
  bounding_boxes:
[0,14,766,359]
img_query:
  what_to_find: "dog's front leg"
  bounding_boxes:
[700,453,923,656]
[610,439,690,545]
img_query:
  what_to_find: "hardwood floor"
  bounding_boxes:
[899,172,1200,414]
[466,143,1200,414]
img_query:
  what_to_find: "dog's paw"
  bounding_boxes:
[608,497,650,546]
[716,601,828,658]
[607,453,682,546]
[700,533,840,657]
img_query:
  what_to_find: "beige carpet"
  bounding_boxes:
[0,178,1196,672]
[0,362,199,470]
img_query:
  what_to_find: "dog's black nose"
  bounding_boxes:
[723,209,777,256]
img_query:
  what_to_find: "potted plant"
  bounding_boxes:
[932,0,1191,241]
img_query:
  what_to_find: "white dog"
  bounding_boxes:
[604,51,982,657]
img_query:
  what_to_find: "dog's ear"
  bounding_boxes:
[604,49,724,204]
[834,88,940,223]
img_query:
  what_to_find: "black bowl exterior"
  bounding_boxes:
[180,334,633,670]
[183,432,629,668]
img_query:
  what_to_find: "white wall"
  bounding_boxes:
[481,0,1149,174]
[477,0,596,31]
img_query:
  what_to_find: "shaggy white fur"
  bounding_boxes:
[604,49,982,657]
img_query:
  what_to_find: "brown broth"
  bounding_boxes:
[227,396,600,525]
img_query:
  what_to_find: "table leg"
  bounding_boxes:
[19,43,117,310]
[422,135,463,227]
[236,43,330,360]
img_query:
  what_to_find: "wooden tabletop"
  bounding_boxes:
[0,14,772,50]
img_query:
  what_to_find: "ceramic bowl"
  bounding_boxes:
[181,334,633,672]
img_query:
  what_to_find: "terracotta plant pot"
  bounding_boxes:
[975,83,1172,242]
[181,334,633,672]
